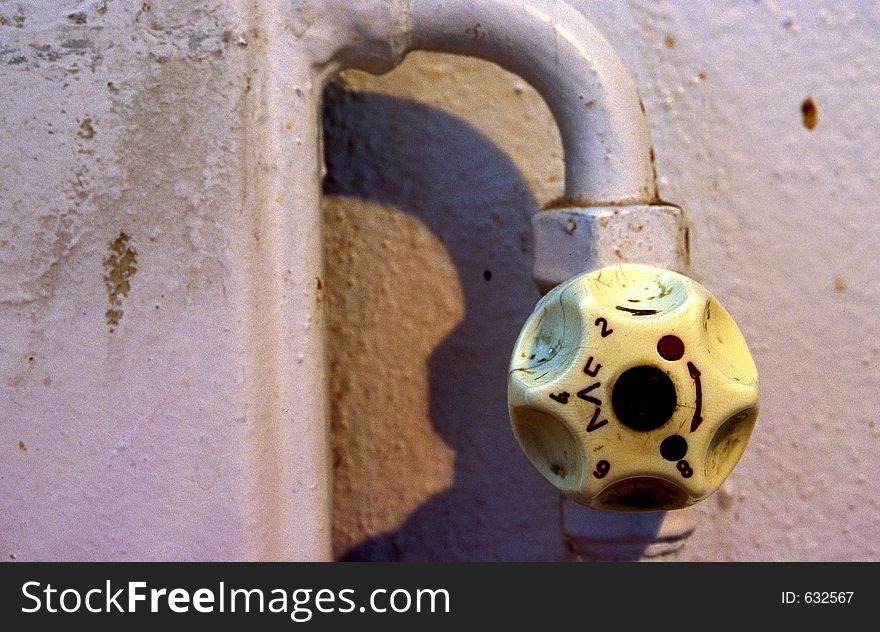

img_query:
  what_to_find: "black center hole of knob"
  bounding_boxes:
[611,365,677,432]
[660,435,688,461]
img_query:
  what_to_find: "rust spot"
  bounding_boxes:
[11,8,25,28]
[639,98,646,114]
[103,232,138,332]
[649,146,655,165]
[542,196,594,211]
[801,97,818,130]
[566,218,577,234]
[18,440,26,452]
[316,276,323,307]
[465,23,484,40]
[716,489,734,510]
[697,70,707,81]
[629,223,644,233]
[584,99,596,108]
[518,231,530,254]
[833,275,846,293]
[663,34,675,48]
[285,120,293,131]
[77,118,95,140]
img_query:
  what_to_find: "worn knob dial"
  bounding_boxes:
[508,263,759,511]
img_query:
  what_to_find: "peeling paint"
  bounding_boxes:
[77,118,95,139]
[0,0,253,562]
[801,97,818,130]
[0,7,26,29]
[102,231,138,332]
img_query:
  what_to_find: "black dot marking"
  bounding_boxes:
[660,435,688,461]
[611,365,677,432]
[483,269,492,281]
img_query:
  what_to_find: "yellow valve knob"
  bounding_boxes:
[508,263,759,511]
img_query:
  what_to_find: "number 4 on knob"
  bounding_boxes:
[549,392,570,404]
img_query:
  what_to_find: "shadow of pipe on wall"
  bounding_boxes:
[321,82,660,561]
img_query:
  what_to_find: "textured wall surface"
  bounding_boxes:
[322,61,565,560]
[325,1,880,561]
[2,0,878,561]
[0,0,256,560]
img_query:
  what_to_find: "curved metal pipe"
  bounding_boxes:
[250,0,664,559]
[322,0,657,203]
[406,0,656,203]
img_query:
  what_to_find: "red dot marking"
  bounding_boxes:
[657,335,685,361]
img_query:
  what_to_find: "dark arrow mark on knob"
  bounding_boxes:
[688,361,703,432]
[583,356,601,377]
[586,407,608,433]
[615,305,659,316]
[577,382,601,405]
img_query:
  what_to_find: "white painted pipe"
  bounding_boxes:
[407,0,657,204]
[259,0,659,559]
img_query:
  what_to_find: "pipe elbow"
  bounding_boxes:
[323,0,657,204]
[406,0,656,204]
